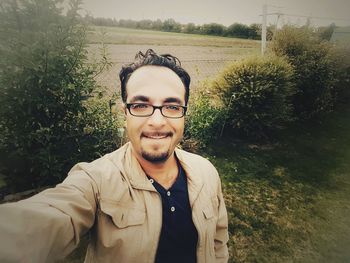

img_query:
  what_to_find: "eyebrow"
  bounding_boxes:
[129,95,149,103]
[164,97,183,105]
[129,96,184,105]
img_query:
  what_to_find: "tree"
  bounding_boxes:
[136,19,153,30]
[225,23,251,38]
[182,23,200,34]
[248,23,261,40]
[162,18,181,32]
[118,19,137,28]
[0,0,117,191]
[200,23,225,36]
[152,19,163,31]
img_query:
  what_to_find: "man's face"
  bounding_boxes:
[125,65,186,164]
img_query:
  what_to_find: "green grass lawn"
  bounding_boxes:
[205,101,350,262]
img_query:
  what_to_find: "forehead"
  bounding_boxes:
[126,65,185,103]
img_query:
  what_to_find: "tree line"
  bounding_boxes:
[83,16,337,41]
[83,16,273,40]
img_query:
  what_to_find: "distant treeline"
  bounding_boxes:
[83,16,274,40]
[83,16,337,41]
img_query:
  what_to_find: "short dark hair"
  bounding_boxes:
[119,49,190,105]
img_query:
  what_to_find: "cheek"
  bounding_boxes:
[126,116,142,129]
[126,118,142,139]
[172,119,185,133]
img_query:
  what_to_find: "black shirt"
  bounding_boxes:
[148,162,198,263]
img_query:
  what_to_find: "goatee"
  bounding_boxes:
[141,150,170,163]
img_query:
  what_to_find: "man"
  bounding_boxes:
[0,49,229,262]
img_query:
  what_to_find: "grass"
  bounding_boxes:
[202,101,350,262]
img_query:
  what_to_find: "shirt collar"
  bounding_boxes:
[114,142,205,203]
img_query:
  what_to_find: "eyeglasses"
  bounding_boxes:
[126,103,187,118]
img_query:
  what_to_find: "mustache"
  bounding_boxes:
[141,131,173,137]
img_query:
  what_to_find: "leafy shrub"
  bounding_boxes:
[330,46,350,103]
[184,86,227,149]
[213,55,295,139]
[0,0,121,192]
[270,26,337,119]
[74,97,124,160]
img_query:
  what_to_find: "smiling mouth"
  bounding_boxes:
[142,132,172,139]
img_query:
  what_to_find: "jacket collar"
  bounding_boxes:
[113,142,204,205]
[175,148,204,207]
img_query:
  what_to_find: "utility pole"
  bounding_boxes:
[261,4,267,55]
[259,6,350,55]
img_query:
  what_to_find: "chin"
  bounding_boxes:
[141,150,170,163]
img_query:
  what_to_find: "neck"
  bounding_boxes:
[133,149,179,189]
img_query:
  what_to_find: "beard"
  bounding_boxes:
[141,148,170,163]
[139,131,174,163]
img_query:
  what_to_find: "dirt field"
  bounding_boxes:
[87,26,260,96]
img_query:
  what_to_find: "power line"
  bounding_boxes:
[260,8,350,23]
[281,13,350,22]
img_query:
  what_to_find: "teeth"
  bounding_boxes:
[147,135,167,139]
[144,133,168,139]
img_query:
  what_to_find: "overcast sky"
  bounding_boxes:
[81,0,350,27]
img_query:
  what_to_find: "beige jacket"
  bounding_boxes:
[0,142,229,263]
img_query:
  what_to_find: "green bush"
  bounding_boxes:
[74,97,123,160]
[0,0,121,192]
[330,46,350,103]
[184,86,227,149]
[270,26,337,119]
[213,55,295,139]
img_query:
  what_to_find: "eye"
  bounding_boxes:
[164,105,181,111]
[131,103,149,109]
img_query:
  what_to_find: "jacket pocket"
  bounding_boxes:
[202,204,215,219]
[202,203,216,258]
[202,195,219,219]
[99,199,145,228]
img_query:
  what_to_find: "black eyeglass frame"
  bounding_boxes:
[126,103,187,118]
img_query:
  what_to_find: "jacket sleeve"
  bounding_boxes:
[214,169,230,263]
[0,166,99,263]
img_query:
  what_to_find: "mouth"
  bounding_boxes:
[142,132,172,139]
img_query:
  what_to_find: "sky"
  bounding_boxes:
[81,0,350,27]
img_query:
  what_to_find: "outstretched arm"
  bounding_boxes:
[0,168,98,262]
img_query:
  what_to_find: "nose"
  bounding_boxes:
[147,107,166,127]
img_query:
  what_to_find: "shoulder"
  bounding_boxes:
[175,148,220,182]
[176,148,214,167]
[65,144,129,188]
